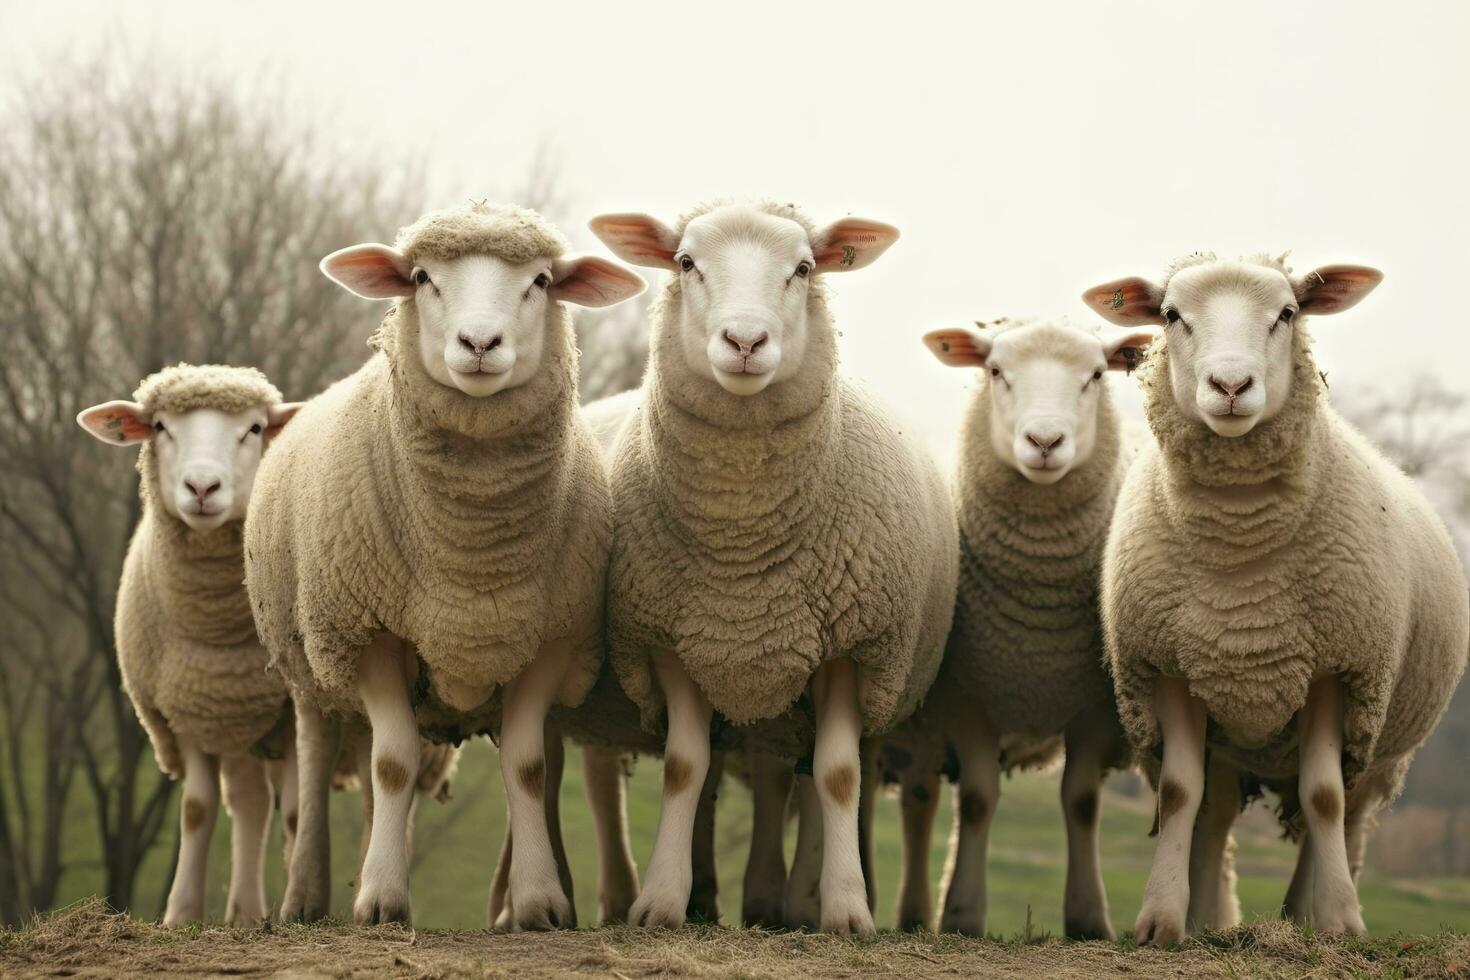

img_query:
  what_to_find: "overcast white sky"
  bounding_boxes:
[3,0,1467,455]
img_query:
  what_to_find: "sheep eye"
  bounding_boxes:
[990,367,1001,378]
[795,261,812,278]
[1278,307,1295,324]
[534,272,551,289]
[412,268,430,286]
[153,421,165,433]
[250,423,263,435]
[1164,308,1180,324]
[1093,370,1103,381]
[679,255,695,273]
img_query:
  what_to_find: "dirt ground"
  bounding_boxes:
[3,900,1469,979]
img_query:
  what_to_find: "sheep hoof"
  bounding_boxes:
[940,907,985,938]
[820,885,875,936]
[741,894,785,929]
[1134,905,1186,946]
[280,882,329,923]
[353,884,411,926]
[1064,911,1115,942]
[1312,906,1367,937]
[629,884,689,930]
[513,884,573,932]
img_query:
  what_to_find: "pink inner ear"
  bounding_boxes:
[813,219,899,271]
[923,330,989,367]
[94,407,152,442]
[325,247,412,297]
[592,218,676,265]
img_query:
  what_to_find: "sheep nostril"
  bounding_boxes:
[185,479,220,501]
[1210,375,1254,398]
[458,334,503,356]
[458,334,478,354]
[1026,432,1063,452]
[484,335,502,353]
[723,329,769,356]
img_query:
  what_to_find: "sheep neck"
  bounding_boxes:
[138,496,256,647]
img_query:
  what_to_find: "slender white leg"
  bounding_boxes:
[687,749,724,922]
[354,636,419,925]
[221,753,273,925]
[584,745,639,924]
[486,805,514,930]
[1134,676,1207,945]
[858,739,879,915]
[811,658,872,935]
[1283,831,1314,922]
[1061,706,1118,940]
[742,752,792,928]
[1299,676,1366,935]
[543,724,577,928]
[939,715,999,936]
[784,773,823,930]
[280,695,335,922]
[163,741,220,926]
[628,650,712,929]
[353,732,374,892]
[1187,754,1241,932]
[272,737,299,874]
[500,641,574,931]
[896,765,940,932]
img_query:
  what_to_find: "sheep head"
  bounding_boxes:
[1082,256,1381,438]
[590,203,898,396]
[924,318,1155,483]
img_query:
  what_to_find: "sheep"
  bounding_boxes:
[76,364,301,926]
[1082,254,1470,944]
[244,201,645,928]
[588,200,960,934]
[885,316,1157,938]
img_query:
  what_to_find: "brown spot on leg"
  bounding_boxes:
[1071,789,1099,827]
[183,798,207,832]
[285,811,297,835]
[1310,784,1341,823]
[1158,778,1187,827]
[663,754,692,796]
[823,765,857,806]
[960,790,989,826]
[517,758,545,799]
[375,755,410,795]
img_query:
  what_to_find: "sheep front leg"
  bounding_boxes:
[355,637,420,925]
[810,657,873,935]
[163,741,220,926]
[1299,675,1366,935]
[742,752,793,927]
[1061,705,1119,940]
[687,749,724,921]
[939,714,999,936]
[896,764,940,931]
[1187,754,1242,932]
[486,805,514,929]
[583,745,639,924]
[221,753,273,925]
[271,737,299,871]
[784,773,823,930]
[1282,831,1314,922]
[628,649,712,929]
[1134,676,1207,946]
[280,695,336,922]
[500,641,575,931]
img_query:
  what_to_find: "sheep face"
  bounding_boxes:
[923,320,1155,483]
[321,243,644,398]
[1084,259,1382,438]
[590,205,899,397]
[78,400,301,530]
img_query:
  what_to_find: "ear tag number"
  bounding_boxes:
[1110,289,1125,310]
[840,244,857,267]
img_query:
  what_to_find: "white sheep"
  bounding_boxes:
[589,200,960,935]
[244,202,644,928]
[77,364,301,926]
[1083,254,1470,943]
[896,316,1156,938]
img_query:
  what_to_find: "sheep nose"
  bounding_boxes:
[1210,373,1254,399]
[185,477,221,502]
[721,328,769,357]
[1025,430,1065,455]
[458,332,503,356]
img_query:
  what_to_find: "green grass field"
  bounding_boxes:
[49,740,1470,936]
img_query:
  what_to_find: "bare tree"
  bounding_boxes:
[0,52,418,918]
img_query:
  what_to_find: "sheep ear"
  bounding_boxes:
[812,218,900,273]
[550,255,647,308]
[922,326,992,368]
[264,402,304,448]
[77,400,153,445]
[1082,277,1163,326]
[1297,264,1383,315]
[1100,326,1159,372]
[587,213,680,271]
[320,244,415,300]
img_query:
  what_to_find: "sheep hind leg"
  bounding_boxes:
[221,753,273,926]
[784,773,823,930]
[1186,754,1242,933]
[1299,675,1366,936]
[280,695,337,922]
[742,752,792,928]
[270,735,299,873]
[583,746,639,924]
[686,748,724,922]
[163,741,220,926]
[627,649,713,929]
[1062,706,1119,940]
[1282,832,1314,922]
[1134,676,1207,946]
[896,764,940,932]
[810,657,873,935]
[500,639,576,931]
[939,714,1000,937]
[543,721,577,928]
[486,807,514,930]
[353,733,373,894]
[858,738,879,915]
[354,635,420,925]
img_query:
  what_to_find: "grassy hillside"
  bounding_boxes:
[48,740,1470,935]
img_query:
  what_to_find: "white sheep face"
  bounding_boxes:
[924,321,1156,483]
[320,243,645,397]
[589,205,900,397]
[1083,259,1383,438]
[77,401,302,531]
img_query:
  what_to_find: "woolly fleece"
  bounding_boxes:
[246,204,610,739]
[1102,258,1470,802]
[605,201,959,748]
[115,365,289,778]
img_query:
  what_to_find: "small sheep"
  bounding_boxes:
[244,202,644,928]
[1083,255,1470,944]
[77,364,301,926]
[589,201,960,934]
[901,316,1156,938]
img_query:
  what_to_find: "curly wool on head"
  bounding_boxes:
[135,363,283,416]
[394,201,568,266]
